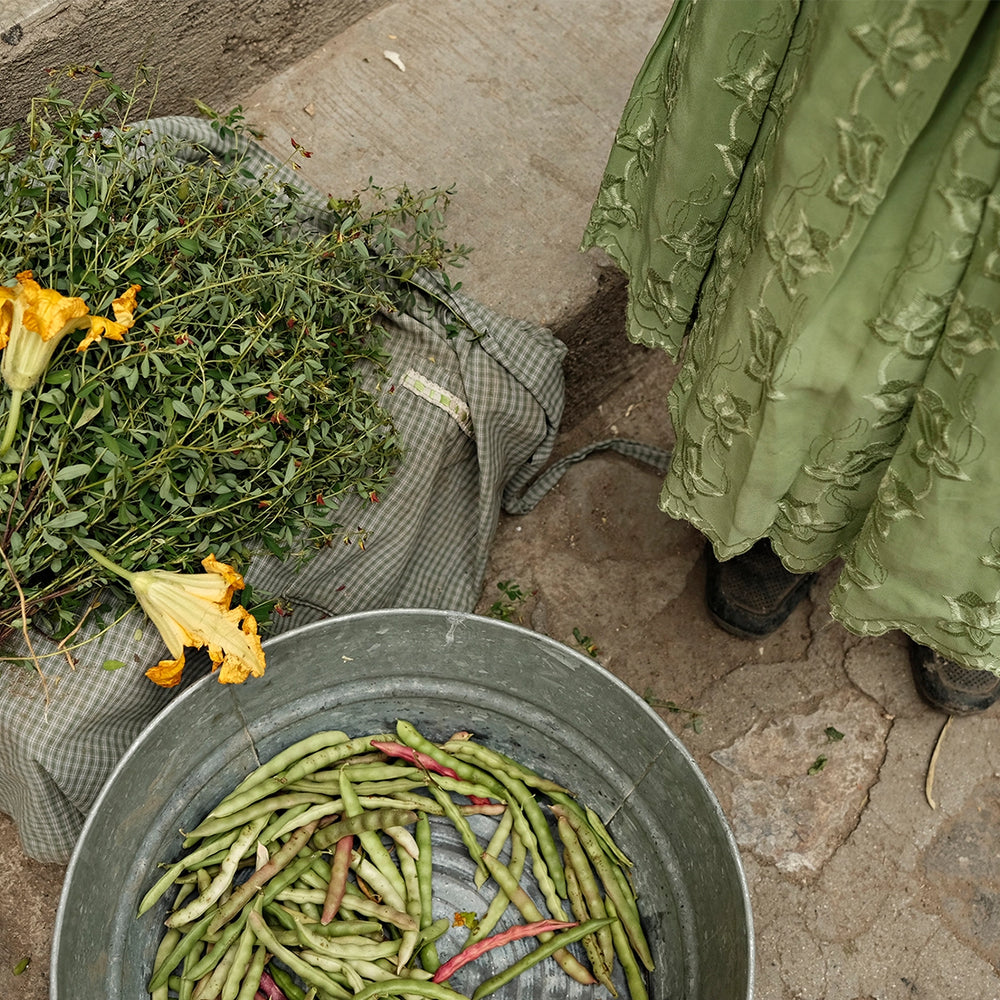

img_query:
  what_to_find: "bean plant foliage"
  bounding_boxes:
[0,68,468,653]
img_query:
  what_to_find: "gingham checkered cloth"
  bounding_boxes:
[0,118,571,862]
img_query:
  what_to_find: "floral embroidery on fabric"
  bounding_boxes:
[850,1,951,97]
[939,591,1000,651]
[764,211,833,297]
[583,0,1000,672]
[829,115,887,214]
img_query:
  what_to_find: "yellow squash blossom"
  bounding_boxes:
[0,271,140,392]
[89,550,267,687]
[0,272,140,455]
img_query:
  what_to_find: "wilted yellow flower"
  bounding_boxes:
[89,550,267,687]
[76,282,140,352]
[0,271,140,393]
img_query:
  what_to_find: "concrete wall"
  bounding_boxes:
[0,0,389,124]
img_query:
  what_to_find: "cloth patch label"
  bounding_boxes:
[401,369,473,437]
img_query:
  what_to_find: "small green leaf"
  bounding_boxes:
[73,404,103,430]
[77,204,99,228]
[102,660,127,671]
[46,509,89,530]
[808,755,828,775]
[54,463,93,481]
[825,726,845,742]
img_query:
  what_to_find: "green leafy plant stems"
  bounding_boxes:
[0,68,469,650]
[140,721,653,999]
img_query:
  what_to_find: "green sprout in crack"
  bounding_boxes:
[643,689,704,733]
[573,626,599,659]
[486,579,526,623]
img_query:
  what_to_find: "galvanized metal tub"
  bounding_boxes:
[52,608,754,999]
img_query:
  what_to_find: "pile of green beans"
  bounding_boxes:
[139,720,654,1000]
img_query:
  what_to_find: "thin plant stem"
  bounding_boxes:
[0,388,23,456]
[86,547,136,583]
[0,542,50,705]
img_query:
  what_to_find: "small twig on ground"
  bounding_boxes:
[925,715,953,810]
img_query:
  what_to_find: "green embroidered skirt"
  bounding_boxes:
[583,0,1000,673]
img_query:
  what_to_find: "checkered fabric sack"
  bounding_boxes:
[0,118,567,862]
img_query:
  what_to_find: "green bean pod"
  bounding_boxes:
[176,939,201,1000]
[550,804,653,970]
[476,807,514,890]
[228,731,351,797]
[393,833,422,972]
[427,784,488,885]
[166,814,270,927]
[265,962,306,1000]
[148,911,217,992]
[349,977,473,1000]
[339,768,409,901]
[556,814,614,969]
[311,806,418,850]
[183,912,248,983]
[465,830,526,947]
[209,734,392,820]
[138,826,243,917]
[185,791,329,842]
[491,772,565,898]
[220,920,255,1000]
[394,721,507,799]
[564,860,616,995]
[605,899,650,1000]
[246,910,352,1000]
[185,849,322,982]
[295,920,400,961]
[149,928,181,1000]
[441,739,570,796]
[479,852,593,984]
[256,801,315,848]
[350,852,409,914]
[414,811,441,973]
[234,943,267,1000]
[332,888,419,931]
[426,774,507,802]
[335,762,420,782]
[495,796,567,923]
[469,917,616,1000]
[191,934,239,1000]
[209,819,320,933]
[548,792,633,867]
[295,949,366,992]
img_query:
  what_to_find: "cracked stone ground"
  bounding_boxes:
[3,352,1000,1000]
[477,351,1000,1000]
